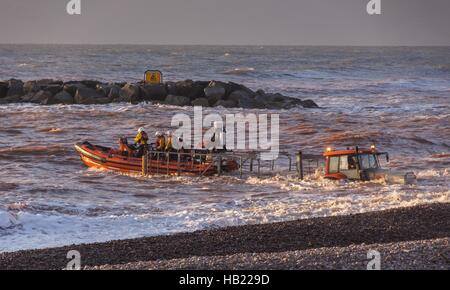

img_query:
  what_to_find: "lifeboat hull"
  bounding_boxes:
[74,142,232,176]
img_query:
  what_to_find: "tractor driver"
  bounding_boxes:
[348,155,358,170]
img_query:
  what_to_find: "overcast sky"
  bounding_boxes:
[0,0,449,45]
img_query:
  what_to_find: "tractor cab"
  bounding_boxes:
[324,145,388,181]
[323,145,416,184]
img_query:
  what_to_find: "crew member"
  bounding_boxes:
[134,127,149,157]
[155,131,166,151]
[118,137,132,157]
[165,131,174,151]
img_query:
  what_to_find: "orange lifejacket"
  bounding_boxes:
[156,136,166,151]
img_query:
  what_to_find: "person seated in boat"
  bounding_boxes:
[118,137,133,157]
[155,131,166,151]
[134,127,149,157]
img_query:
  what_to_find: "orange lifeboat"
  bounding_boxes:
[74,141,238,176]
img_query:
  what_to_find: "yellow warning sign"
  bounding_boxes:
[144,70,163,84]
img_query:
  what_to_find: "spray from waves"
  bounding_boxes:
[38,127,64,134]
[16,63,37,68]
[244,174,449,217]
[0,210,18,229]
[223,67,256,75]
[85,165,247,188]
[417,168,449,178]
[245,173,386,193]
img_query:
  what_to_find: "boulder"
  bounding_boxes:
[20,93,36,102]
[32,91,53,103]
[174,80,204,100]
[255,93,287,104]
[165,82,177,95]
[0,82,8,98]
[107,85,121,100]
[6,79,24,97]
[0,78,320,109]
[96,84,122,102]
[253,93,306,109]
[23,81,39,94]
[119,83,141,103]
[254,93,270,104]
[194,81,211,89]
[64,83,87,97]
[37,79,63,86]
[80,80,101,89]
[74,87,106,104]
[165,95,191,106]
[228,90,250,103]
[214,99,237,108]
[24,80,65,96]
[228,90,260,108]
[238,96,261,109]
[0,95,22,104]
[42,84,63,95]
[256,89,265,96]
[301,99,319,108]
[43,90,74,105]
[95,83,112,96]
[191,97,210,107]
[204,81,226,105]
[266,101,294,110]
[91,97,112,104]
[226,82,255,96]
[141,84,167,101]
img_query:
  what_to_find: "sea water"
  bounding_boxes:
[0,45,449,252]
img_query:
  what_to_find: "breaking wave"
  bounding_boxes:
[223,67,256,75]
[39,127,64,134]
[0,210,18,230]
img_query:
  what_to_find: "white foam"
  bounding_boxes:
[417,168,449,178]
[0,210,17,229]
[1,177,448,253]
[223,67,256,75]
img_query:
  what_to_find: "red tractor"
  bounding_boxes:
[323,145,416,184]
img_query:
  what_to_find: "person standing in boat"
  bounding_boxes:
[165,131,174,152]
[134,127,149,157]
